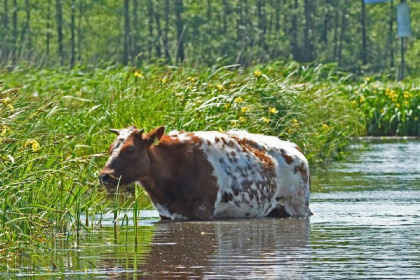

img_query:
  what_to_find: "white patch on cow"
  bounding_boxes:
[154,203,188,221]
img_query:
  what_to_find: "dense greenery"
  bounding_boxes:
[350,77,420,136]
[1,62,366,269]
[1,1,420,76]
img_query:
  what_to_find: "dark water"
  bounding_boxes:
[12,140,420,279]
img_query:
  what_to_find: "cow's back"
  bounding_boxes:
[186,130,312,218]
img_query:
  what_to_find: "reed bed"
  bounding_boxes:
[1,62,417,272]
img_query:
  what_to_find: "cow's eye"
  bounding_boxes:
[123,146,135,155]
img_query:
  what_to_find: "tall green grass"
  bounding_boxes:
[348,77,420,136]
[1,62,364,271]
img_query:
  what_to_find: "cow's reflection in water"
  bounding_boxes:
[141,218,310,279]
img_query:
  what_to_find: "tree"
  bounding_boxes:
[174,0,184,63]
[71,0,76,67]
[123,0,130,65]
[303,0,314,62]
[56,0,64,65]
[361,0,367,65]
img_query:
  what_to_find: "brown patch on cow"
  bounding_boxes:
[280,149,294,165]
[141,132,218,220]
[215,137,220,143]
[294,145,302,153]
[294,162,309,184]
[221,192,234,203]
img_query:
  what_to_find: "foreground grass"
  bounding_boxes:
[2,61,414,271]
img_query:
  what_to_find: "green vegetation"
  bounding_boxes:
[2,1,420,76]
[0,61,419,272]
[349,77,420,136]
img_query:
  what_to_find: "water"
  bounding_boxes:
[9,140,420,279]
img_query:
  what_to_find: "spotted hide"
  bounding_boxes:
[99,126,313,220]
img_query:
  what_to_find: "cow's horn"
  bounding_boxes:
[109,129,120,135]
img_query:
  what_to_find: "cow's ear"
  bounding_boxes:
[144,126,165,146]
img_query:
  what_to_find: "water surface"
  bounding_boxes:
[11,140,420,279]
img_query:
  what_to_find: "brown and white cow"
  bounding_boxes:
[98,126,313,220]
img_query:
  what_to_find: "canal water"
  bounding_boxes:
[13,140,420,279]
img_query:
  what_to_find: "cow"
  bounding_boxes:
[98,125,313,220]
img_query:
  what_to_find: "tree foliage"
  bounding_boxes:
[0,0,419,75]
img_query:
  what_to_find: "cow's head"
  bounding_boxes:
[98,125,165,191]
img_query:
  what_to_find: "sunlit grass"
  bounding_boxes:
[349,77,420,136]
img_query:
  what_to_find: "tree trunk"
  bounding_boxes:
[275,0,280,32]
[77,0,83,61]
[3,0,9,59]
[56,0,64,65]
[174,0,185,63]
[361,0,367,65]
[24,0,31,58]
[46,0,51,57]
[123,0,130,65]
[257,0,267,50]
[389,0,394,67]
[338,0,348,66]
[303,0,313,62]
[154,3,162,59]
[290,0,299,61]
[132,0,138,57]
[163,0,171,63]
[333,8,339,61]
[147,0,154,59]
[12,0,17,63]
[70,0,76,67]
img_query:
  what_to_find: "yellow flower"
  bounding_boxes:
[261,117,270,124]
[216,84,224,91]
[7,104,14,113]
[360,95,365,103]
[239,117,246,123]
[161,76,168,84]
[1,124,7,137]
[254,70,262,78]
[365,77,371,82]
[224,103,230,109]
[396,103,400,108]
[2,97,11,105]
[268,107,278,114]
[241,107,249,113]
[291,119,299,127]
[234,97,244,103]
[187,76,197,82]
[24,139,41,152]
[231,120,239,127]
[134,71,143,78]
[322,124,329,130]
